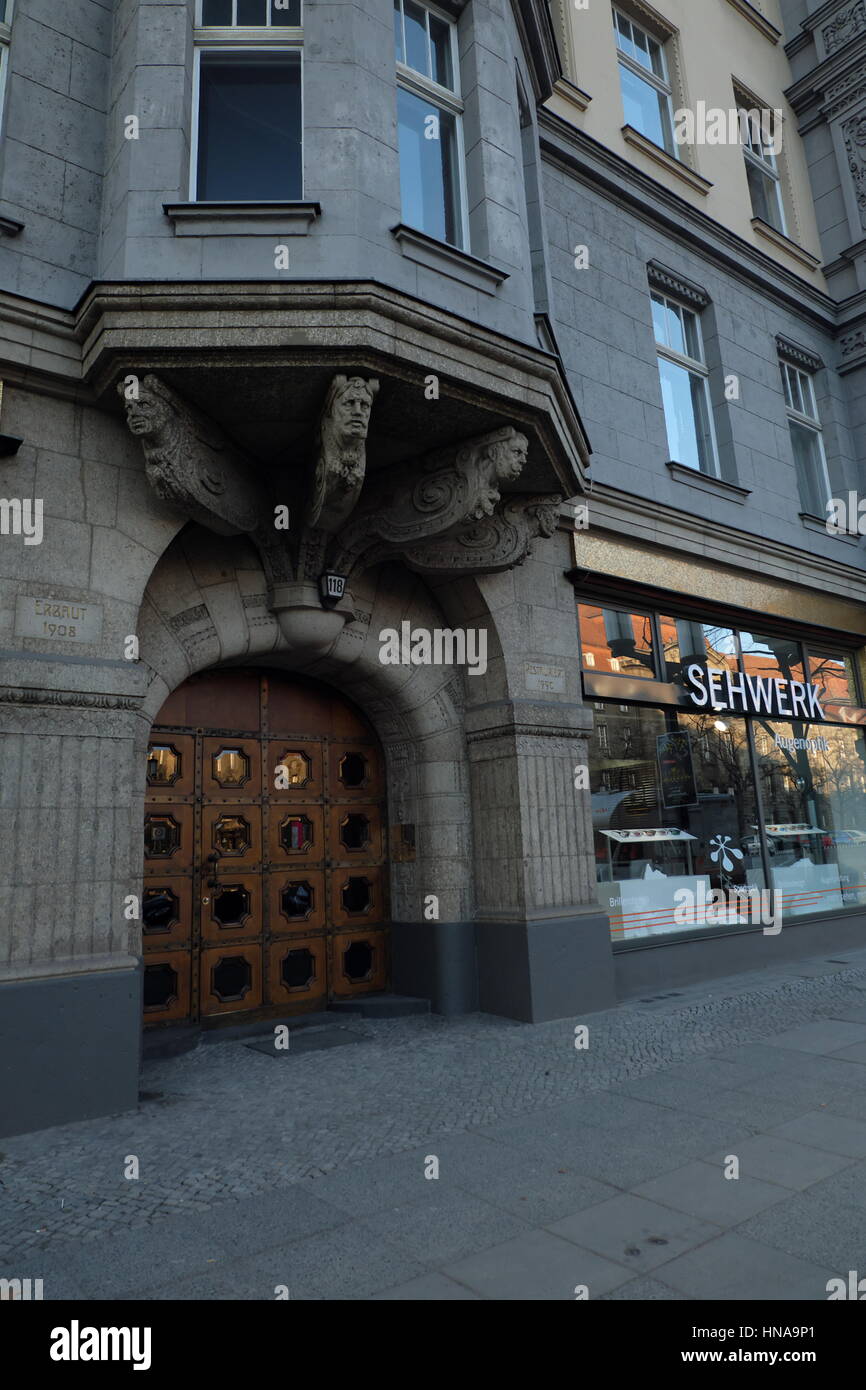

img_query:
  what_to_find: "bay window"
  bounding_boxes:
[193,0,303,201]
[394,0,468,250]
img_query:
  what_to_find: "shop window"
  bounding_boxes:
[613,6,677,156]
[780,359,831,519]
[652,290,719,476]
[394,0,467,250]
[578,604,657,679]
[591,704,765,942]
[659,617,738,685]
[754,722,866,919]
[808,651,858,711]
[738,631,805,687]
[193,0,302,201]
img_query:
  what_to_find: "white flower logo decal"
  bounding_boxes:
[709,834,744,873]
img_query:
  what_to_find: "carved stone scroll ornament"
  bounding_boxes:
[397,495,562,576]
[118,374,266,536]
[329,426,530,579]
[843,111,866,229]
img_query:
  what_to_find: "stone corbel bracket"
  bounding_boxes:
[117,374,268,538]
[329,425,533,580]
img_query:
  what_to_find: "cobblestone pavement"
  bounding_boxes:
[4,949,866,1298]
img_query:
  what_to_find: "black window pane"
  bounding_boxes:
[237,0,267,22]
[202,0,232,23]
[398,86,461,248]
[197,53,302,200]
[271,0,301,23]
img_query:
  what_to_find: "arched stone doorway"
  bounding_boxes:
[143,667,390,1028]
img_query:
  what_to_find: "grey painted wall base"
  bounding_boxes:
[0,969,142,1138]
[390,920,478,1015]
[476,912,617,1022]
[614,911,866,999]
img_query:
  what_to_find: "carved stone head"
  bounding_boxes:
[117,375,178,449]
[306,374,380,531]
[469,427,530,519]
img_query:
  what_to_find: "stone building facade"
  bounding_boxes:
[1,0,866,1136]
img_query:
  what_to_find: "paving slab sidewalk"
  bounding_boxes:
[3,948,866,1300]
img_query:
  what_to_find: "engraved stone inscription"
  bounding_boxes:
[15,596,104,643]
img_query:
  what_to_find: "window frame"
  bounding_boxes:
[612,5,678,159]
[190,29,304,202]
[0,0,12,140]
[739,105,786,235]
[779,358,832,519]
[196,0,302,29]
[651,289,720,478]
[394,0,470,252]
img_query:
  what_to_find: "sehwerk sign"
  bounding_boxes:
[684,664,826,720]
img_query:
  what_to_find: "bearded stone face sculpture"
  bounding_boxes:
[305,374,380,533]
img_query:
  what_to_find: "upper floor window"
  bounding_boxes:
[613,7,676,157]
[0,0,13,139]
[652,290,718,476]
[394,0,468,250]
[740,105,785,234]
[201,0,300,23]
[193,0,302,200]
[780,359,831,519]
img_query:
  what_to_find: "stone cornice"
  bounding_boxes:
[538,114,835,327]
[776,333,825,371]
[574,484,866,602]
[723,0,781,45]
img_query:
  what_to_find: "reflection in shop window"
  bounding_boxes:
[755,721,866,918]
[739,631,804,687]
[808,651,858,711]
[659,617,738,685]
[590,705,765,942]
[578,604,657,679]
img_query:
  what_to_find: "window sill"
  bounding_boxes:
[666,461,750,502]
[163,202,321,237]
[621,126,713,196]
[550,76,592,118]
[723,0,781,43]
[0,215,23,238]
[391,223,509,295]
[751,218,820,270]
[800,511,861,545]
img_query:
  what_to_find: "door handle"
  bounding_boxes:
[205,850,220,888]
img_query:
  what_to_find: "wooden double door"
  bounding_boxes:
[142,670,389,1026]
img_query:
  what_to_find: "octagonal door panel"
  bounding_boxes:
[143,804,194,870]
[267,804,325,867]
[268,868,326,934]
[142,878,193,950]
[200,944,263,1017]
[329,864,386,929]
[145,734,195,798]
[142,950,191,1023]
[202,737,261,800]
[268,937,327,1008]
[330,930,388,997]
[328,742,383,799]
[328,803,384,865]
[202,804,262,867]
[266,739,323,800]
[201,874,262,944]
